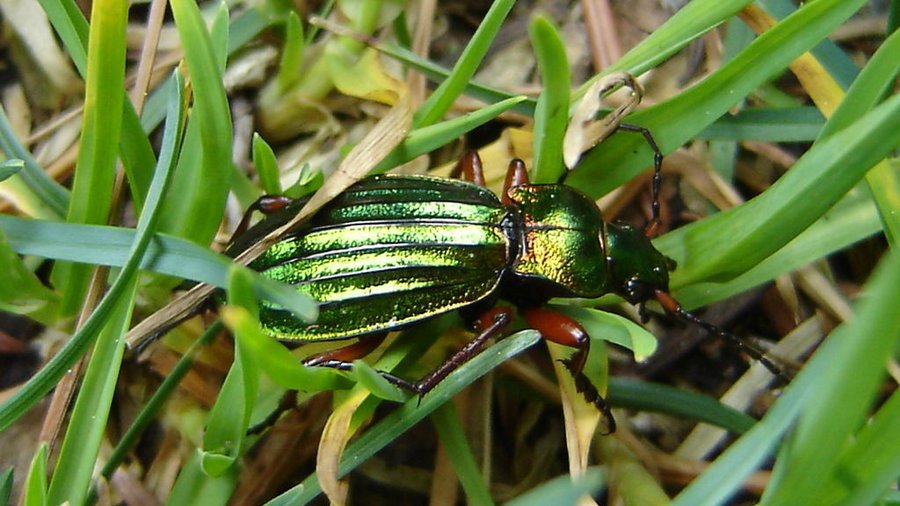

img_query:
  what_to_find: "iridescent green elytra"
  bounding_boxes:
[232,173,673,342]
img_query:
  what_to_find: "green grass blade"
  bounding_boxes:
[46,279,136,505]
[0,467,12,506]
[0,107,68,217]
[529,16,570,184]
[36,0,156,211]
[431,403,494,506]
[675,248,900,506]
[0,73,186,434]
[608,378,756,435]
[373,95,527,172]
[413,0,515,127]
[252,133,282,195]
[168,450,238,506]
[98,321,222,487]
[673,188,880,309]
[0,227,60,325]
[810,389,900,506]
[505,469,605,506]
[568,0,869,198]
[0,159,22,181]
[50,0,127,316]
[0,217,316,321]
[818,27,900,246]
[579,0,753,91]
[34,0,88,75]
[46,72,185,506]
[158,0,233,245]
[264,330,542,506]
[656,94,900,287]
[22,443,48,506]
[761,249,900,505]
[697,107,824,142]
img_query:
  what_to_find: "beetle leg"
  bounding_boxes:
[303,333,389,368]
[409,306,514,396]
[614,123,664,238]
[232,195,295,239]
[502,159,529,204]
[521,307,616,433]
[451,151,486,186]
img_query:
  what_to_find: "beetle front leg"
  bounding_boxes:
[409,307,514,396]
[521,307,616,433]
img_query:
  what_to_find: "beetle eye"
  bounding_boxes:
[623,279,648,304]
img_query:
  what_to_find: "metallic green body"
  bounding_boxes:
[240,174,668,342]
[249,175,510,341]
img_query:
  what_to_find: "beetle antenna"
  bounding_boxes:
[653,290,793,383]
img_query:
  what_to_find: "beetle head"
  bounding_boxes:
[605,222,675,304]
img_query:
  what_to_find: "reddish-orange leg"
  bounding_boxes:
[455,153,617,431]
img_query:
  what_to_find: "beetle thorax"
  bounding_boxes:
[506,184,611,300]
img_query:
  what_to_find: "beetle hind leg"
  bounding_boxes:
[301,334,427,391]
[522,307,616,434]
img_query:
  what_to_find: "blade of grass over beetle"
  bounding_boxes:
[123,92,411,353]
[265,331,542,506]
[0,72,185,434]
[0,217,313,323]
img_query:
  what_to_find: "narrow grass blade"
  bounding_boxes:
[46,71,185,506]
[22,443,48,506]
[568,0,869,198]
[0,72,186,434]
[50,0,127,315]
[413,0,515,127]
[529,16,570,184]
[431,403,493,506]
[505,469,605,506]
[265,330,542,506]
[657,94,900,287]
[0,108,68,217]
[761,249,900,505]
[159,0,233,245]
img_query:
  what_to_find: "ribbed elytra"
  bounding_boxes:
[245,175,511,341]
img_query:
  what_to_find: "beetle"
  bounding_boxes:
[228,143,788,432]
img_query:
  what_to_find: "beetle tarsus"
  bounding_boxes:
[560,358,616,434]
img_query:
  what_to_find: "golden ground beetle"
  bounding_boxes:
[228,132,788,432]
